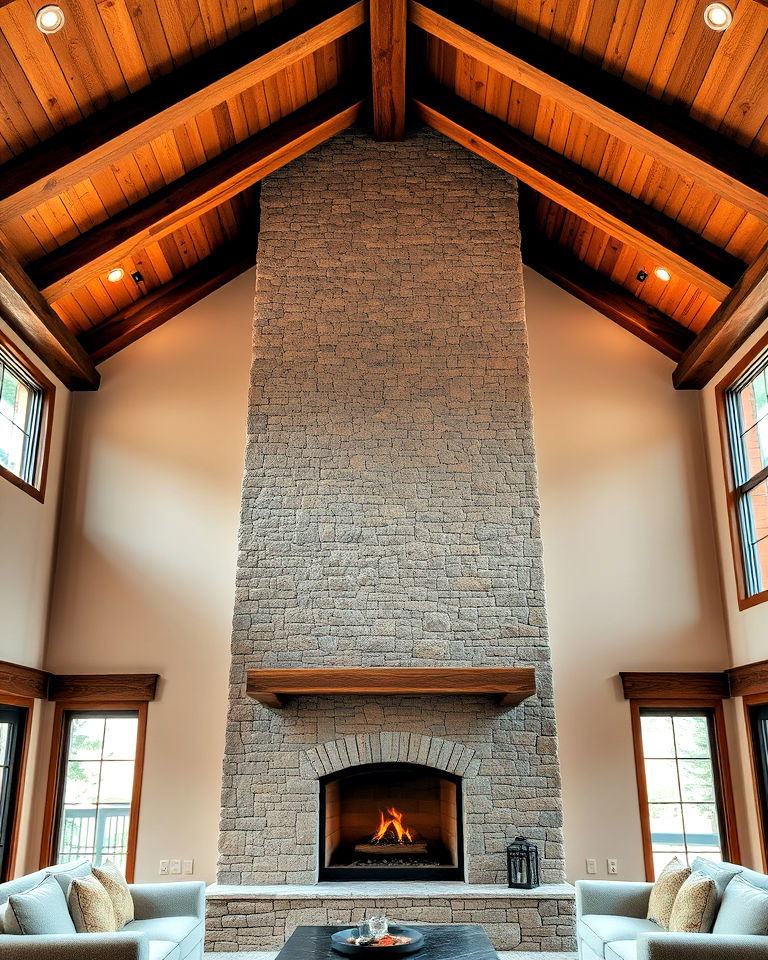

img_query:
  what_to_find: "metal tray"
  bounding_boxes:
[330,926,425,956]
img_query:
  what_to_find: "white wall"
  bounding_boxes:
[41,264,732,886]
[44,270,255,883]
[0,319,70,874]
[524,268,730,882]
[700,317,768,870]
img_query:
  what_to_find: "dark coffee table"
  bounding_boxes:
[276,924,498,959]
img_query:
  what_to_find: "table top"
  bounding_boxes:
[276,925,498,960]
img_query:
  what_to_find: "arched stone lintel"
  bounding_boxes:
[305,732,475,779]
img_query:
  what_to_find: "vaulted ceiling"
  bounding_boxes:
[0,0,767,391]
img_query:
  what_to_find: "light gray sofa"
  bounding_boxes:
[0,859,205,960]
[576,858,768,959]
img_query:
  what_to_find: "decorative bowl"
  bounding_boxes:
[330,926,425,955]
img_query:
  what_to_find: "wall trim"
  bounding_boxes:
[0,660,159,702]
[620,671,731,700]
[0,660,50,699]
[728,661,768,699]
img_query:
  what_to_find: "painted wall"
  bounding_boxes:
[0,319,70,874]
[42,261,731,885]
[700,317,768,870]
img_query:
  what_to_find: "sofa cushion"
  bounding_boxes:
[605,941,637,960]
[579,915,663,958]
[0,860,91,906]
[126,916,203,958]
[5,875,77,936]
[47,859,93,898]
[647,857,691,930]
[669,870,718,933]
[93,861,134,928]
[739,867,768,893]
[149,941,182,960]
[68,873,118,933]
[712,874,768,936]
[690,857,742,906]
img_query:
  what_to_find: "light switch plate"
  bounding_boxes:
[159,860,169,875]
[586,858,597,875]
[607,858,618,875]
[183,859,194,875]
[170,859,182,875]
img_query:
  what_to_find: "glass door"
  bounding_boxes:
[750,703,768,856]
[0,706,27,880]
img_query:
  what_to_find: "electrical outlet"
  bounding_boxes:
[159,860,169,875]
[183,859,194,875]
[170,859,182,875]
[607,858,618,875]
[586,858,597,875]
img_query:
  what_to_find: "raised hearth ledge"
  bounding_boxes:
[245,668,536,709]
[206,882,574,899]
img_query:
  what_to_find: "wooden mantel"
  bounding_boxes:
[246,667,536,709]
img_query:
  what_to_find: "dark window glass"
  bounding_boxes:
[0,706,27,880]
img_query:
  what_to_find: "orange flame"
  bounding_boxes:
[372,807,414,843]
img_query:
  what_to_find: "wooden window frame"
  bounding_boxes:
[743,692,768,873]
[630,698,741,880]
[716,328,768,610]
[0,693,34,880]
[40,701,148,882]
[0,330,55,504]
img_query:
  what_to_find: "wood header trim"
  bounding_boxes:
[0,0,367,221]
[674,239,768,389]
[409,0,768,221]
[47,675,159,703]
[620,672,731,700]
[413,84,744,301]
[246,667,536,709]
[0,241,100,392]
[728,661,768,699]
[0,661,50,700]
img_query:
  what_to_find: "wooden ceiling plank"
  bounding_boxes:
[79,237,256,364]
[0,240,100,390]
[370,0,407,139]
[413,84,746,300]
[30,89,363,301]
[0,0,367,223]
[673,239,768,388]
[409,0,768,221]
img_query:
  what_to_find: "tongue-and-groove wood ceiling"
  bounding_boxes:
[0,0,767,391]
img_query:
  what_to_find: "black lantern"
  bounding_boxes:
[506,836,540,889]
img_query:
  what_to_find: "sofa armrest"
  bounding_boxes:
[576,879,654,919]
[0,933,148,960]
[128,881,205,920]
[638,933,768,959]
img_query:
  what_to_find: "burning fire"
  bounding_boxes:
[372,807,414,844]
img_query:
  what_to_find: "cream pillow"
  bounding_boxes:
[669,870,718,933]
[92,861,134,928]
[67,873,117,934]
[648,857,691,930]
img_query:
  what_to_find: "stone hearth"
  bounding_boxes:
[207,128,575,952]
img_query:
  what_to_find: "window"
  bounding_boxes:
[631,703,738,879]
[0,333,54,502]
[720,342,768,605]
[0,704,29,880]
[42,705,147,880]
[748,700,768,868]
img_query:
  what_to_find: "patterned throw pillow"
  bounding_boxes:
[92,861,134,928]
[669,870,718,933]
[647,857,691,930]
[67,873,117,934]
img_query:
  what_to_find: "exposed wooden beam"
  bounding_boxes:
[673,240,768,388]
[410,0,768,221]
[520,219,695,361]
[48,674,159,702]
[620,671,731,700]
[29,90,363,302]
[0,241,100,390]
[0,0,367,223]
[413,84,745,301]
[79,239,256,364]
[370,0,407,139]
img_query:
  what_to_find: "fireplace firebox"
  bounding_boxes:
[319,762,464,881]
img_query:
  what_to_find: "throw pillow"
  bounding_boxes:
[92,861,134,928]
[67,873,117,934]
[689,857,742,907]
[669,870,718,933]
[647,856,691,930]
[713,874,768,936]
[5,875,77,935]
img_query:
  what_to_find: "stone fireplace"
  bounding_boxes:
[205,128,575,952]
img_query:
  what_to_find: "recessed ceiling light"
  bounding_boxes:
[704,2,733,30]
[654,267,672,282]
[107,268,125,283]
[35,4,65,33]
